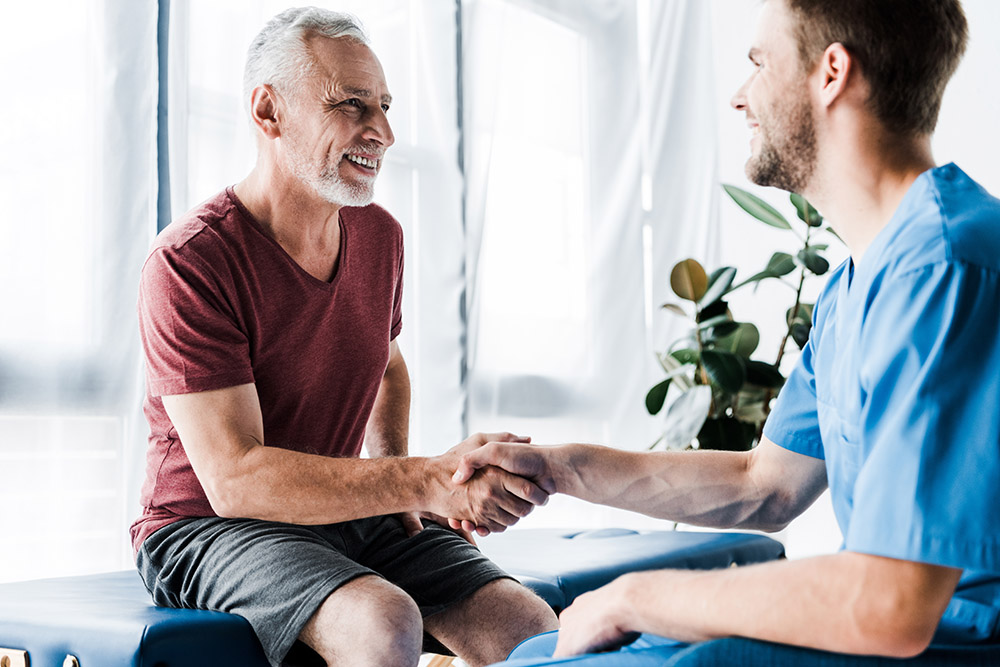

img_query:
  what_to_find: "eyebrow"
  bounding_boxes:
[342,85,393,106]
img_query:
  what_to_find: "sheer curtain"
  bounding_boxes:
[462,0,720,531]
[0,0,158,583]
[166,0,466,456]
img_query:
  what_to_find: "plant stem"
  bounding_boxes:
[775,267,806,368]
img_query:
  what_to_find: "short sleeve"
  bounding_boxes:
[390,240,404,340]
[762,291,828,460]
[846,262,1000,572]
[138,247,254,397]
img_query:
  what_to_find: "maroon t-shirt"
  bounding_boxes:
[130,187,403,552]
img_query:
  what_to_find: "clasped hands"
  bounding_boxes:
[426,431,553,539]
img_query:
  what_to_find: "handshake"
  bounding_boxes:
[412,432,563,541]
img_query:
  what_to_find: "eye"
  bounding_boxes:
[345,98,363,109]
[381,103,390,113]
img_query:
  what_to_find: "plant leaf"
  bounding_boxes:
[767,252,797,276]
[697,416,756,451]
[744,360,785,388]
[797,248,830,276]
[729,253,796,291]
[645,378,672,415]
[662,385,712,450]
[661,303,689,318]
[786,302,814,325]
[701,349,747,393]
[790,192,824,227]
[670,258,709,302]
[791,322,812,348]
[702,320,742,340]
[670,348,700,365]
[716,322,760,358]
[723,184,792,230]
[699,266,737,307]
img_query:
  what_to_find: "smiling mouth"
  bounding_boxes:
[345,154,378,170]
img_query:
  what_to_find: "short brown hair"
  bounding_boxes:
[783,0,968,135]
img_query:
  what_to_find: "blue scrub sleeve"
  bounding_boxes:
[847,262,1000,572]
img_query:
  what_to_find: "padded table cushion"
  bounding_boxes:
[0,529,782,665]
[479,528,785,610]
[0,571,270,667]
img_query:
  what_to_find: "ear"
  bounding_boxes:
[249,85,282,140]
[816,42,853,109]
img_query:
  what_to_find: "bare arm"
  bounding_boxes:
[555,551,961,659]
[364,340,410,458]
[454,438,827,531]
[162,381,546,531]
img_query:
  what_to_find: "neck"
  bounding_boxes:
[234,157,343,258]
[802,127,935,260]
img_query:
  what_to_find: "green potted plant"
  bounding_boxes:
[645,185,839,451]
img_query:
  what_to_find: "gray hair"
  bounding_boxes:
[243,7,370,111]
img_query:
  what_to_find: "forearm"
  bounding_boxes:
[611,552,957,657]
[551,444,769,528]
[210,445,441,523]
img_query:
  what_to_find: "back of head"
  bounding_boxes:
[243,6,370,111]
[783,0,968,136]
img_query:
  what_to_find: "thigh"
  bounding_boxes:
[347,516,514,616]
[137,517,375,667]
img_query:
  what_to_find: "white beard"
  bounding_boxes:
[285,140,376,207]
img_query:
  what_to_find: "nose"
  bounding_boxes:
[364,106,395,148]
[731,75,750,111]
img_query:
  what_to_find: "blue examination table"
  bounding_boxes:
[0,528,783,666]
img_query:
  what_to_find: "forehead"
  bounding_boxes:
[750,0,801,66]
[304,35,391,100]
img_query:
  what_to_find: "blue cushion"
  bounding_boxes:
[0,571,269,667]
[479,528,785,610]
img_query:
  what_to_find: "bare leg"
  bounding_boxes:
[298,574,423,667]
[424,578,559,667]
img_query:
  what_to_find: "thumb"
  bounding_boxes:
[452,447,490,484]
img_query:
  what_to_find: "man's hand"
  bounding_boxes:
[448,441,561,535]
[393,511,476,544]
[429,432,549,535]
[452,441,558,493]
[553,576,642,657]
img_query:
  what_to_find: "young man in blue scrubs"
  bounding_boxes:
[453,0,1000,664]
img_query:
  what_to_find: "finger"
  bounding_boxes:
[398,512,425,538]
[455,525,477,544]
[499,470,549,507]
[448,517,463,531]
[489,431,531,444]
[461,519,478,534]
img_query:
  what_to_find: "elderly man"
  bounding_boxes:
[131,8,556,667]
[455,0,1000,665]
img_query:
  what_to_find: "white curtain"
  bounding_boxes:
[462,0,720,531]
[167,0,467,456]
[0,0,158,583]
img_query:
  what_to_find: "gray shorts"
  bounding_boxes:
[136,515,513,667]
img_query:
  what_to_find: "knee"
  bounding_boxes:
[360,584,423,647]
[303,577,423,666]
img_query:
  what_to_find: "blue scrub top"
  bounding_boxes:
[763,164,1000,644]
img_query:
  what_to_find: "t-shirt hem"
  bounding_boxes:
[149,370,255,397]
